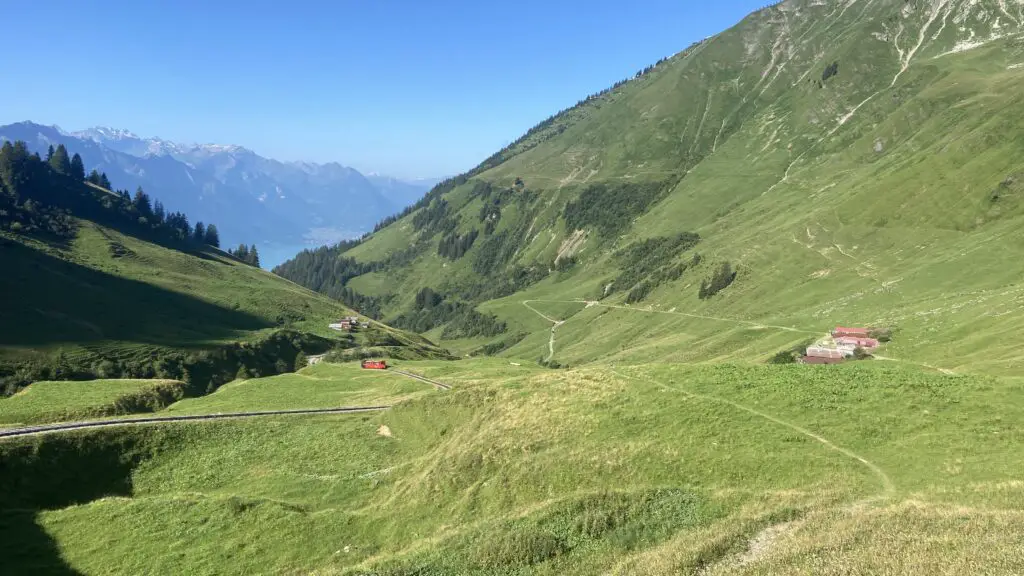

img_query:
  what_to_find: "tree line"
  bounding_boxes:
[605,233,703,304]
[1,140,224,251]
[437,228,479,260]
[391,287,506,339]
[227,243,261,267]
[563,181,672,237]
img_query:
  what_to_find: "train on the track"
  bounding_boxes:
[361,359,387,370]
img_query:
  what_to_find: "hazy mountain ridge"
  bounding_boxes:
[0,121,438,263]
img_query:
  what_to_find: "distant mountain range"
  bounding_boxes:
[0,121,442,265]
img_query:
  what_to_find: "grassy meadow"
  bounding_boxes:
[164,362,433,415]
[0,379,186,427]
[1,359,1021,574]
[0,222,437,368]
[4,1,1024,574]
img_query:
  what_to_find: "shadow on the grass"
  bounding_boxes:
[0,427,173,574]
[0,240,272,348]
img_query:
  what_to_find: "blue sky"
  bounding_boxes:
[2,0,765,178]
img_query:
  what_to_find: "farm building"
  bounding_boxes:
[329,317,360,331]
[800,356,844,365]
[329,316,364,332]
[835,336,879,349]
[832,326,870,337]
[806,346,845,359]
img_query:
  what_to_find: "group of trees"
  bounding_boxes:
[227,243,260,267]
[391,287,506,339]
[86,170,112,190]
[699,262,737,300]
[437,228,479,259]
[412,198,458,236]
[1,330,325,396]
[44,144,86,182]
[272,245,388,316]
[1,140,226,251]
[606,233,702,304]
[563,181,672,237]
[192,221,220,247]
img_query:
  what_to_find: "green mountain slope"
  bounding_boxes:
[0,221,446,393]
[0,154,448,395]
[278,0,1024,375]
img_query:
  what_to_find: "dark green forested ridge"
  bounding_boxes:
[1,140,227,252]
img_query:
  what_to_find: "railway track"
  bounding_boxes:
[0,406,390,439]
[0,368,451,439]
[391,368,452,390]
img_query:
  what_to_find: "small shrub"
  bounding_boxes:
[869,327,894,342]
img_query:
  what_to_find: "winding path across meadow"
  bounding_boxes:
[522,300,565,362]
[521,299,955,374]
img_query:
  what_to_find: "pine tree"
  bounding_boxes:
[204,223,220,247]
[87,169,102,185]
[70,153,86,181]
[153,199,166,224]
[133,187,152,216]
[99,172,112,190]
[193,221,206,243]
[49,144,71,175]
[235,243,249,262]
[248,244,260,267]
[46,145,55,162]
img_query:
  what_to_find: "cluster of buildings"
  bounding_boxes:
[329,316,370,332]
[800,327,881,365]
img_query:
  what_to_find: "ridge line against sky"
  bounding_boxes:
[1,0,766,179]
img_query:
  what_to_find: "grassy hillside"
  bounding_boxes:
[0,379,186,427]
[2,359,1021,574]
[0,217,447,395]
[164,361,433,414]
[276,0,1024,376]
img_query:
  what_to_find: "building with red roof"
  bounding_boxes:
[832,326,870,337]
[835,336,880,349]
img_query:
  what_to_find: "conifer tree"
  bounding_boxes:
[46,145,55,162]
[133,187,152,216]
[70,153,86,181]
[49,144,71,175]
[153,200,166,224]
[248,244,260,267]
[204,223,220,248]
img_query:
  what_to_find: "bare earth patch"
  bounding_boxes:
[734,521,799,567]
[377,424,393,438]
[555,229,587,263]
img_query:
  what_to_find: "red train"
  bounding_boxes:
[361,359,388,370]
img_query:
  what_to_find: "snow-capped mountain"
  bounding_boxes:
[0,121,437,266]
